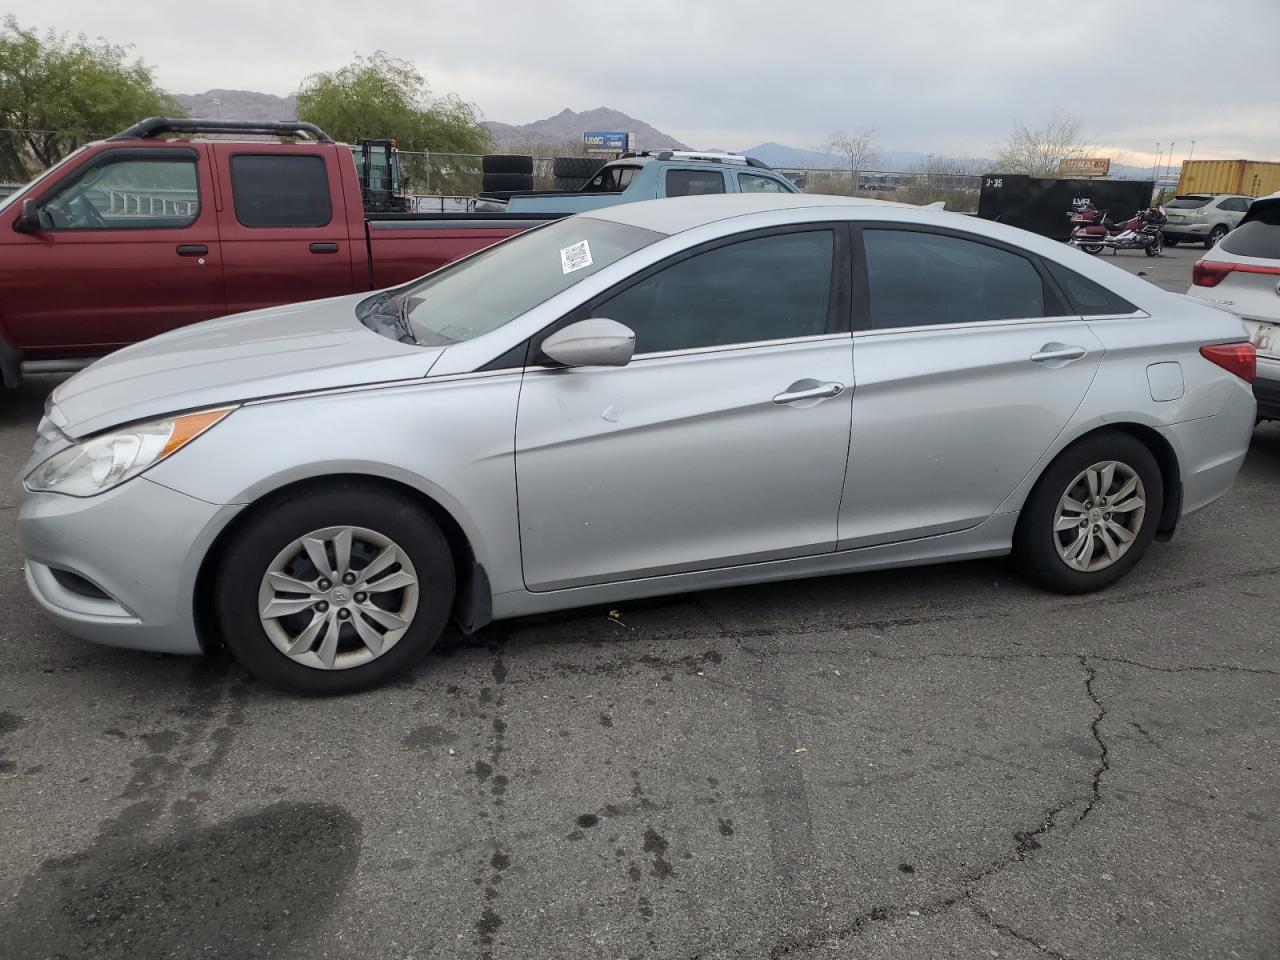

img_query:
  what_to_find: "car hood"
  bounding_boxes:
[51,293,444,438]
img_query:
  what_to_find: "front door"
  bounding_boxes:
[839,225,1104,549]
[515,227,854,591]
[0,145,225,353]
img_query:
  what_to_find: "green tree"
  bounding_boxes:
[0,17,181,180]
[296,52,490,155]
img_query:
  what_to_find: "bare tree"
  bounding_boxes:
[824,128,880,188]
[994,109,1096,176]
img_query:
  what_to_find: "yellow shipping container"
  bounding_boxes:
[1177,159,1280,198]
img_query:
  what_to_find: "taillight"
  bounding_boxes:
[1199,342,1256,383]
[1192,260,1232,287]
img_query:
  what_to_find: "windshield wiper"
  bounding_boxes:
[393,297,419,345]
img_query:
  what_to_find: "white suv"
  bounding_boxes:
[1162,194,1253,248]
[1186,193,1280,419]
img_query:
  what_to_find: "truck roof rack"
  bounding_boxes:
[619,150,774,170]
[109,117,334,143]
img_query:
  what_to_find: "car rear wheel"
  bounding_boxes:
[1012,433,1163,594]
[1206,225,1228,248]
[214,482,455,695]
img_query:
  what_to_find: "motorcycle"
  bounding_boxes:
[1069,202,1165,257]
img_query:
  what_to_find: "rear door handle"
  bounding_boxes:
[1031,344,1088,364]
[176,244,208,257]
[773,381,844,404]
[309,242,340,254]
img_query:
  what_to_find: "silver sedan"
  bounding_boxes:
[17,194,1258,694]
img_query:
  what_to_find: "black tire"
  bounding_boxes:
[1012,432,1163,595]
[1164,237,1179,246]
[1144,240,1161,257]
[482,172,534,192]
[553,156,603,179]
[1205,225,1228,249]
[553,176,587,192]
[1081,242,1104,255]
[214,481,455,695]
[481,154,533,175]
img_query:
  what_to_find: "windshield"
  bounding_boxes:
[1166,195,1211,209]
[360,217,664,347]
[0,145,92,213]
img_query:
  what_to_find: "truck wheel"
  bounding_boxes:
[214,481,455,695]
[482,172,534,193]
[1205,225,1228,248]
[553,157,604,180]
[482,154,533,175]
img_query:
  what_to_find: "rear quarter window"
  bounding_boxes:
[1043,260,1137,315]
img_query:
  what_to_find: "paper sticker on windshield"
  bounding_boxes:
[560,240,593,274]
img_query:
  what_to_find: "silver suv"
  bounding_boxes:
[1162,194,1253,248]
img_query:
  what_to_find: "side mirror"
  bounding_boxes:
[542,318,635,368]
[13,198,40,234]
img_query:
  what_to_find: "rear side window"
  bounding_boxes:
[1219,197,1250,213]
[1166,195,1211,209]
[666,169,726,197]
[1044,260,1137,315]
[1221,204,1280,259]
[863,229,1049,329]
[230,154,331,228]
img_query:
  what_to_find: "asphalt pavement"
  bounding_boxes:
[1,246,1277,960]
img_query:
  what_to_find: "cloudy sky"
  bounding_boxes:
[8,0,1279,165]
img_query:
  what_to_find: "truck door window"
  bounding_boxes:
[738,172,790,193]
[230,154,332,228]
[582,165,640,193]
[37,156,199,230]
[666,169,726,197]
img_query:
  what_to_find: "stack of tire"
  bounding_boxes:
[552,156,604,192]
[481,155,534,193]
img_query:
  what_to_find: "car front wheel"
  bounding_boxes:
[1013,433,1163,594]
[214,482,455,694]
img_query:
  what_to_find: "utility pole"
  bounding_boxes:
[1153,143,1161,182]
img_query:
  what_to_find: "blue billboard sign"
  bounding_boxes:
[583,131,630,154]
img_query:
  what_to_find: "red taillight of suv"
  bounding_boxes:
[1192,260,1233,287]
[1199,342,1257,383]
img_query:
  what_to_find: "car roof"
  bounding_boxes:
[583,192,910,234]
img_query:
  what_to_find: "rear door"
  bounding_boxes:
[0,144,224,352]
[839,225,1105,548]
[663,168,727,197]
[214,144,357,314]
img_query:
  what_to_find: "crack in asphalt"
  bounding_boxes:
[766,654,1112,959]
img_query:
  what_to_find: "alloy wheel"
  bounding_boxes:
[257,526,420,670]
[1051,461,1147,572]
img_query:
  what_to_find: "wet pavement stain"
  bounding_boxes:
[718,817,735,837]
[642,827,674,879]
[401,724,459,751]
[577,813,600,829]
[0,802,361,959]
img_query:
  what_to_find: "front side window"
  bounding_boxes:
[593,230,834,354]
[37,156,199,230]
[366,217,663,347]
[864,229,1049,329]
[230,154,331,228]
[738,172,791,193]
[665,169,726,197]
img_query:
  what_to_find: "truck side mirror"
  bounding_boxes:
[14,198,41,234]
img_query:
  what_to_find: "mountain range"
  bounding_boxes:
[169,91,1151,178]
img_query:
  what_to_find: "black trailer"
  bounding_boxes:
[977,175,1154,240]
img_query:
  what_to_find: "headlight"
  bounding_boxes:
[25,407,233,497]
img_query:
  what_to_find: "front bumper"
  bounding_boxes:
[17,476,242,655]
[1256,356,1280,420]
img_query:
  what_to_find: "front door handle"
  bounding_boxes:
[176,244,208,257]
[773,381,845,404]
[1031,344,1088,364]
[309,242,339,254]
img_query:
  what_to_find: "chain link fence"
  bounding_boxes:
[397,151,982,213]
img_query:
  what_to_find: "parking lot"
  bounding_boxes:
[1,244,1277,960]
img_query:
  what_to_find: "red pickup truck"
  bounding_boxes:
[0,118,552,388]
